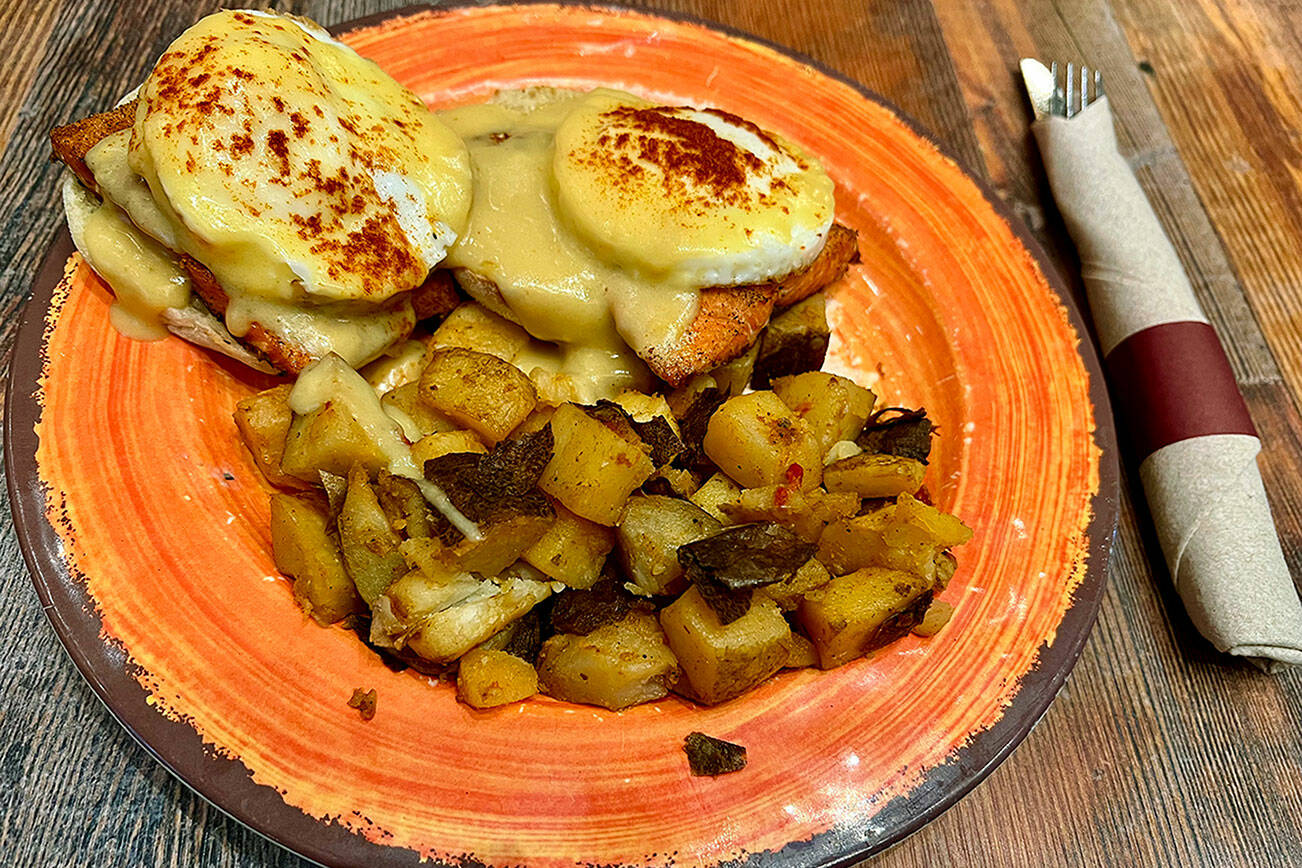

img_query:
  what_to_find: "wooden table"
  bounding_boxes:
[3,1,1300,865]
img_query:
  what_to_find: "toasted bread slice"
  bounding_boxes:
[50,101,136,190]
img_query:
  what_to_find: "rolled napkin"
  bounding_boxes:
[1032,95,1302,670]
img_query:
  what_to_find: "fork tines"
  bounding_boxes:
[1049,61,1105,118]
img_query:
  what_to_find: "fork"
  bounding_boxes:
[1048,61,1105,118]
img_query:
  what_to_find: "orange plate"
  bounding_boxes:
[5,5,1117,867]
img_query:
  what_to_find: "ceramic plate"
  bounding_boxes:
[6,4,1117,866]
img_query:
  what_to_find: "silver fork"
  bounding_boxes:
[1049,61,1105,118]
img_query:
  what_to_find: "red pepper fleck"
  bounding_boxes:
[774,486,791,507]
[784,463,804,486]
[915,485,933,505]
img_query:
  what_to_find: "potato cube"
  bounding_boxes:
[798,567,933,668]
[617,495,722,595]
[337,466,407,605]
[411,430,487,468]
[235,385,305,489]
[419,347,536,444]
[703,391,822,491]
[718,485,858,542]
[430,302,531,362]
[912,600,955,637]
[614,390,681,436]
[361,339,428,394]
[539,404,655,525]
[523,501,616,589]
[658,586,791,705]
[381,382,456,442]
[270,493,361,624]
[761,557,831,611]
[689,473,742,523]
[537,612,679,710]
[771,371,876,456]
[817,495,972,579]
[457,647,539,708]
[823,453,926,498]
[780,631,819,668]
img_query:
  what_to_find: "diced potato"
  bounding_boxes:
[372,565,551,663]
[659,587,791,705]
[703,391,822,491]
[539,403,655,525]
[798,567,933,668]
[269,493,361,624]
[823,453,926,498]
[719,485,858,542]
[281,354,410,482]
[375,471,434,539]
[234,385,305,489]
[761,558,831,611]
[823,439,864,465]
[458,512,556,577]
[537,612,679,710]
[457,647,539,708]
[771,371,876,455]
[780,630,819,668]
[934,550,958,589]
[912,600,954,637]
[817,494,973,579]
[614,390,681,436]
[430,302,531,362]
[710,340,759,396]
[511,405,556,438]
[337,466,407,605]
[419,348,536,444]
[690,473,742,522]
[617,495,721,595]
[751,292,830,388]
[411,430,487,468]
[362,339,428,394]
[381,382,456,442]
[523,501,616,589]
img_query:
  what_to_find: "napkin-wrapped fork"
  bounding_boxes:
[1020,59,1302,671]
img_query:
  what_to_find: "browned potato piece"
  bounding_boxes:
[751,292,830,389]
[817,494,973,579]
[719,485,859,542]
[689,473,742,523]
[912,600,955,637]
[337,466,406,605]
[617,495,722,595]
[381,382,456,442]
[823,453,926,498]
[270,493,361,624]
[457,647,539,708]
[613,391,681,436]
[658,586,791,705]
[539,403,655,525]
[703,391,822,491]
[537,612,679,710]
[710,340,759,397]
[419,348,536,444]
[798,567,933,668]
[410,430,486,467]
[429,302,531,362]
[361,339,428,393]
[760,557,831,611]
[780,631,819,668]
[771,371,876,456]
[234,385,305,489]
[523,501,616,589]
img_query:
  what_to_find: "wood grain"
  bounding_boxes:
[1,1,1300,867]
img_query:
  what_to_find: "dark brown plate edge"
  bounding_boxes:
[2,4,1120,868]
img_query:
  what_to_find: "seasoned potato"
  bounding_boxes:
[361,339,428,394]
[817,494,972,579]
[430,302,531,362]
[617,495,722,595]
[511,405,556,438]
[539,403,655,525]
[374,471,435,539]
[419,347,537,444]
[689,472,742,522]
[234,384,305,489]
[703,390,822,491]
[751,292,830,388]
[780,630,819,668]
[281,354,410,482]
[614,390,681,436]
[823,453,926,498]
[798,567,933,668]
[457,647,539,708]
[760,557,831,611]
[523,501,616,589]
[771,371,876,456]
[411,430,487,467]
[270,493,361,624]
[710,340,759,397]
[381,382,456,442]
[659,587,791,705]
[912,600,954,637]
[537,612,679,710]
[718,485,858,542]
[337,465,407,605]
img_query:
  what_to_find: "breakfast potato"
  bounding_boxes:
[659,586,791,705]
[362,339,428,394]
[537,611,679,710]
[912,600,955,638]
[419,347,537,444]
[613,390,681,436]
[337,465,407,605]
[522,501,616,589]
[269,493,361,624]
[234,384,304,489]
[539,403,655,525]
[797,567,934,668]
[374,471,435,539]
[617,495,722,595]
[456,647,539,708]
[770,371,876,456]
[703,391,822,491]
[760,557,831,611]
[381,382,456,441]
[710,341,759,397]
[780,630,819,668]
[430,301,531,362]
[823,453,927,498]
[817,493,972,579]
[751,292,830,388]
[689,472,742,522]
[718,485,858,542]
[410,430,487,467]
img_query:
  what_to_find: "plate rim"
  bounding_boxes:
[4,3,1120,867]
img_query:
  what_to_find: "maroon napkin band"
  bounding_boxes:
[1104,320,1256,459]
